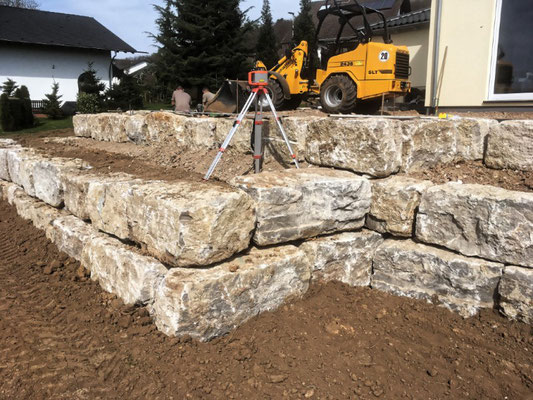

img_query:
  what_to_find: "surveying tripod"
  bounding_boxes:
[204,69,300,180]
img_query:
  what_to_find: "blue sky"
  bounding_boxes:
[40,0,300,57]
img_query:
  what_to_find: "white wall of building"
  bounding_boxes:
[0,43,111,102]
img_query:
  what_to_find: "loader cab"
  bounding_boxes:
[314,0,394,71]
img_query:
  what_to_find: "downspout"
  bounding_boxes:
[109,51,118,88]
[431,0,443,110]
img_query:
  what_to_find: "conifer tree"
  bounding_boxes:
[42,82,63,119]
[152,0,252,95]
[293,0,316,48]
[256,0,279,68]
[2,78,18,96]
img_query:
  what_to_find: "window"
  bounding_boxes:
[488,0,533,101]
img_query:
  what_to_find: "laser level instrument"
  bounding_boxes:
[204,68,300,180]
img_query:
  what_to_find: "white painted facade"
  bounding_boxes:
[0,43,112,102]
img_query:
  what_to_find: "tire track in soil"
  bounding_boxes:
[0,197,531,400]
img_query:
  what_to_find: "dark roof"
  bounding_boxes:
[0,6,136,53]
[371,7,430,30]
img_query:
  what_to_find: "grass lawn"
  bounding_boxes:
[144,102,173,111]
[0,116,73,135]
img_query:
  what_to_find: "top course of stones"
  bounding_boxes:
[73,113,533,176]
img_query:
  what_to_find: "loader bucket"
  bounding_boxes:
[205,80,249,113]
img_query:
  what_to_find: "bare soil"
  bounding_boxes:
[404,160,533,192]
[10,128,533,192]
[12,129,302,184]
[0,200,532,399]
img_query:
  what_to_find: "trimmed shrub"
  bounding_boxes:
[77,92,100,114]
[0,94,33,132]
[14,86,34,127]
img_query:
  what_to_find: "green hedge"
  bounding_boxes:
[0,93,34,132]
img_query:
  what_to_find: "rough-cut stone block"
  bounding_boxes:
[231,168,371,245]
[62,171,133,221]
[372,239,503,317]
[82,235,168,305]
[72,114,92,137]
[124,114,148,143]
[6,148,42,196]
[5,183,65,230]
[265,116,322,163]
[416,183,533,268]
[152,245,311,341]
[86,178,256,267]
[33,157,89,207]
[366,176,433,237]
[0,139,19,181]
[401,119,457,172]
[305,118,403,177]
[455,118,497,161]
[498,266,533,324]
[300,230,383,286]
[485,120,533,171]
[46,216,101,261]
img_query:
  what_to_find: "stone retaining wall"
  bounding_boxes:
[74,113,533,175]
[1,137,532,340]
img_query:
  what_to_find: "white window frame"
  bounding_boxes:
[488,0,533,101]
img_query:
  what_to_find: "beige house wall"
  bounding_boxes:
[375,27,430,89]
[425,0,498,107]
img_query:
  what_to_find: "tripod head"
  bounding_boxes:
[248,69,269,89]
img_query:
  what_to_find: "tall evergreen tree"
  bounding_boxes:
[152,0,252,95]
[256,0,279,68]
[293,0,316,48]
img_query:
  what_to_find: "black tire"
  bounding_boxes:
[258,79,285,111]
[319,75,357,114]
[283,94,303,110]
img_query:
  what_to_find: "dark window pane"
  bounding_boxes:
[494,0,533,94]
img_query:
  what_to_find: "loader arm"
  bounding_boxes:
[269,41,310,96]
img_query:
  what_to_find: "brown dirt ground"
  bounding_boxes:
[11,129,304,184]
[404,160,533,193]
[9,128,533,192]
[1,199,532,400]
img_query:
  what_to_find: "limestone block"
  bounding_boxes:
[62,171,133,221]
[366,176,433,237]
[152,245,310,341]
[213,118,253,153]
[73,114,92,137]
[498,266,533,324]
[7,184,65,230]
[401,119,457,172]
[265,116,322,163]
[230,168,371,245]
[33,157,89,207]
[6,148,42,196]
[0,139,19,182]
[87,178,256,267]
[143,112,189,145]
[455,118,497,161]
[305,118,403,177]
[372,239,503,317]
[485,120,533,171]
[46,216,101,261]
[300,230,383,286]
[124,114,148,143]
[82,235,168,305]
[416,183,533,267]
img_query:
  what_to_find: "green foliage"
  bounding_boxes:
[14,85,34,127]
[293,0,316,48]
[77,92,101,114]
[256,0,279,68]
[0,92,34,132]
[42,82,63,119]
[105,74,144,111]
[2,78,18,96]
[78,62,106,95]
[152,0,253,97]
[17,85,31,99]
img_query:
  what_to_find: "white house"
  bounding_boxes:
[0,6,136,105]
